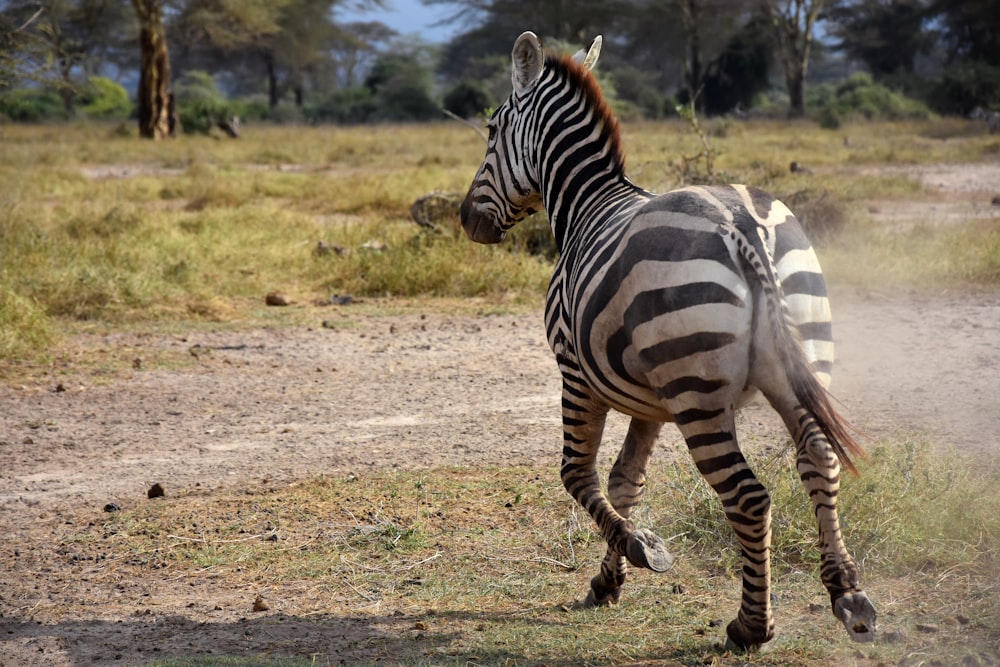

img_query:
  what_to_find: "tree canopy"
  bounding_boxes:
[1,0,998,130]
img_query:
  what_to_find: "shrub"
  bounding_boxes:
[173,70,238,134]
[927,60,1000,115]
[810,72,934,128]
[611,67,668,119]
[443,81,492,119]
[0,87,66,122]
[79,76,132,119]
[306,87,377,124]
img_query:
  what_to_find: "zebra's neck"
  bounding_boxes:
[532,62,648,253]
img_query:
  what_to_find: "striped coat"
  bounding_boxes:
[460,31,876,650]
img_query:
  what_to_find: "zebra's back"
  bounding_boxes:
[564,184,834,421]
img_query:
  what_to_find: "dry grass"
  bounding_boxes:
[3,118,999,365]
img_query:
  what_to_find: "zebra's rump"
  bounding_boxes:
[564,184,835,418]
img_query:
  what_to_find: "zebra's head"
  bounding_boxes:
[460,31,602,244]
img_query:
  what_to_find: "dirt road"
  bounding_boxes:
[2,286,998,518]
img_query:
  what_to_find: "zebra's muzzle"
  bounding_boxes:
[460,197,506,244]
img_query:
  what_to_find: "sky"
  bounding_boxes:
[335,0,463,44]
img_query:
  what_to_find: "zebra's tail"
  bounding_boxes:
[726,221,866,476]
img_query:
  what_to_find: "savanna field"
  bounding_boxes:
[2,119,1000,666]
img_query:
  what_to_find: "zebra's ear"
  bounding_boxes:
[512,31,544,95]
[572,35,602,71]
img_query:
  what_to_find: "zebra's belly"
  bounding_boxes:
[578,371,760,423]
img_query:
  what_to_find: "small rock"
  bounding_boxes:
[956,614,971,625]
[359,240,387,252]
[54,383,66,393]
[265,292,291,306]
[331,294,353,305]
[808,602,824,613]
[147,483,165,499]
[790,161,813,174]
[252,595,269,612]
[708,618,724,628]
[133,358,142,370]
[915,622,940,634]
[671,583,686,594]
[103,503,121,513]
[882,627,907,643]
[991,195,1000,206]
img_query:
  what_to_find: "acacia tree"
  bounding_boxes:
[763,0,825,116]
[133,0,172,138]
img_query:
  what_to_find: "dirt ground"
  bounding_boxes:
[1,163,999,665]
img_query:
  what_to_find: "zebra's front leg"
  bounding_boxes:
[789,408,877,642]
[559,380,672,608]
[585,418,672,607]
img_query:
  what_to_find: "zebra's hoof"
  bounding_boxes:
[582,587,620,608]
[834,591,877,642]
[625,528,674,573]
[724,618,772,652]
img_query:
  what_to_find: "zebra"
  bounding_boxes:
[459,31,877,650]
[970,106,1000,134]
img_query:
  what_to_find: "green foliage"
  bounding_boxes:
[699,14,774,116]
[443,81,492,119]
[0,87,66,122]
[364,53,440,122]
[79,76,132,119]
[610,66,669,119]
[810,73,934,129]
[173,71,239,135]
[927,59,1000,115]
[306,86,377,124]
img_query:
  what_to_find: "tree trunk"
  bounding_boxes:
[765,0,822,118]
[681,0,704,110]
[132,0,172,139]
[786,66,805,116]
[265,52,279,110]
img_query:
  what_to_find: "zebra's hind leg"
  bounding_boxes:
[783,403,877,642]
[675,408,776,650]
[584,418,672,607]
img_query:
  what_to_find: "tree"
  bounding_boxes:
[763,0,825,116]
[825,0,934,84]
[173,0,288,108]
[1,1,133,110]
[133,0,172,138]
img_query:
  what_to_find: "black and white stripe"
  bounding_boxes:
[461,31,876,650]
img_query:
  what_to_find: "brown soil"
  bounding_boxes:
[2,163,999,665]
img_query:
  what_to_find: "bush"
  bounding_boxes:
[927,60,1000,115]
[365,54,440,122]
[810,72,934,128]
[306,87,377,124]
[0,87,66,122]
[79,76,132,119]
[173,70,238,134]
[611,67,668,119]
[443,81,492,119]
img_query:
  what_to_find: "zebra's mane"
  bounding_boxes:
[545,54,626,173]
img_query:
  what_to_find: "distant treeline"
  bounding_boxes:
[1,0,997,132]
